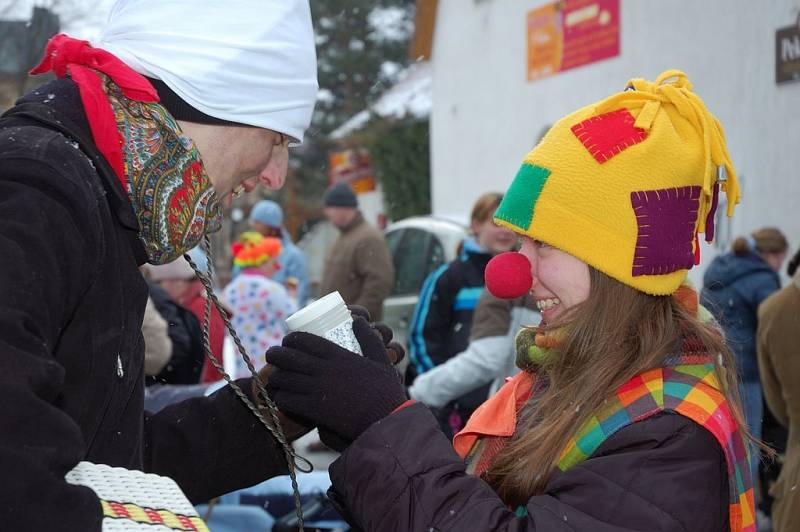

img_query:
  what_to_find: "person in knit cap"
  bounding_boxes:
[224,232,297,379]
[319,182,395,320]
[249,199,311,306]
[266,70,757,531]
[0,0,327,528]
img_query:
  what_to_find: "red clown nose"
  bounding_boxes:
[484,252,533,299]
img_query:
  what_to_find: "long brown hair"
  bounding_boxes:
[486,268,751,506]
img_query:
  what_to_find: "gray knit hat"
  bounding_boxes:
[323,182,358,208]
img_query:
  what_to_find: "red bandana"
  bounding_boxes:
[30,34,159,188]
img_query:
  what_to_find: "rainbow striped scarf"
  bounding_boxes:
[455,356,755,531]
[559,356,754,531]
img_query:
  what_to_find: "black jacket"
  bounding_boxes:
[328,403,729,531]
[409,239,491,372]
[147,281,205,385]
[408,239,492,431]
[0,79,288,530]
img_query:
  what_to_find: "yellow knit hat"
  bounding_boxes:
[494,70,740,295]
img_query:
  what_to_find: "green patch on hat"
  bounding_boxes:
[494,163,551,232]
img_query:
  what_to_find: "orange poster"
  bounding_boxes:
[527,0,620,81]
[328,148,376,193]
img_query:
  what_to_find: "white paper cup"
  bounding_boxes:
[285,291,362,355]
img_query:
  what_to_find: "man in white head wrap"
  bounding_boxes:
[0,1,324,528]
[96,0,318,208]
[96,0,317,144]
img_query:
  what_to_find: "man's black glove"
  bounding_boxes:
[266,316,407,452]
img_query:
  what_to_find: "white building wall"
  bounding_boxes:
[430,0,800,284]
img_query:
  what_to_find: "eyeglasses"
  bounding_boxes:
[275,132,290,148]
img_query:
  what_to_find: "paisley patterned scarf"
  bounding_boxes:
[30,35,223,264]
[102,73,222,264]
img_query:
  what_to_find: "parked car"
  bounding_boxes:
[381,216,468,361]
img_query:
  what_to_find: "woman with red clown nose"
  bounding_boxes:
[267,70,758,531]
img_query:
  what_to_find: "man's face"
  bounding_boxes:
[324,207,355,228]
[189,124,290,207]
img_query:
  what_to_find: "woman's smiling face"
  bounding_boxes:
[518,237,591,323]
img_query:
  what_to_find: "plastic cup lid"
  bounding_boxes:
[285,291,346,330]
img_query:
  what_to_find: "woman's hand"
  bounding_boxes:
[265,317,408,451]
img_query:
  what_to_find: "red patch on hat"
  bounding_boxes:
[571,109,647,164]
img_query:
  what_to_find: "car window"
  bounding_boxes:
[389,228,445,296]
[428,237,445,274]
[385,228,405,256]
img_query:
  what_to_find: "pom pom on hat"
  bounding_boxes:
[485,252,534,299]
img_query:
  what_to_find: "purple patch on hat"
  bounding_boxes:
[704,182,720,242]
[631,186,701,276]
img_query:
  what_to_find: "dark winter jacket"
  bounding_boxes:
[700,251,780,381]
[328,403,728,531]
[146,281,205,385]
[0,79,289,530]
[408,239,492,431]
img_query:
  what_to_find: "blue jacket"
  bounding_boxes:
[700,251,780,381]
[272,230,310,307]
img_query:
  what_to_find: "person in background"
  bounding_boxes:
[149,247,226,383]
[224,232,296,378]
[146,268,205,385]
[249,199,310,306]
[408,192,516,436]
[141,296,172,377]
[701,228,788,455]
[757,248,800,532]
[319,182,394,320]
[409,290,538,409]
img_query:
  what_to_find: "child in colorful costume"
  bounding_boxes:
[224,232,297,379]
[266,70,755,531]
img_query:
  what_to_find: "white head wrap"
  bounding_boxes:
[94,0,318,143]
